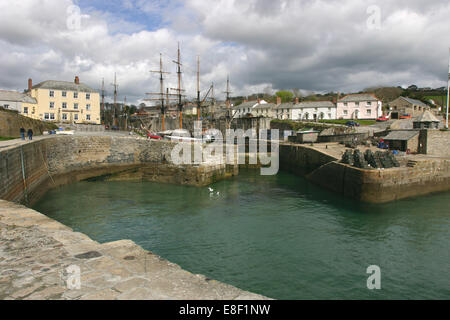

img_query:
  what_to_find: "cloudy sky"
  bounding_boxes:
[1,0,449,104]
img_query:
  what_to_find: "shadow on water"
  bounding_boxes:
[33,168,450,300]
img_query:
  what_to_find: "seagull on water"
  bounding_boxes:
[208,187,214,192]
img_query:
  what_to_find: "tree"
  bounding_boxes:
[276,91,294,103]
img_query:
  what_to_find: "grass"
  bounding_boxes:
[0,136,16,141]
[424,96,447,106]
[319,119,376,126]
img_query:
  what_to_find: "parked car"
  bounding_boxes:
[147,133,162,140]
[346,121,360,127]
[376,115,390,122]
[400,113,411,119]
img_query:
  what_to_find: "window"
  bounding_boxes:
[86,114,91,121]
[4,104,9,109]
[62,91,67,97]
[74,103,78,110]
[355,102,360,106]
[86,104,91,111]
[50,113,55,120]
[49,102,54,109]
[367,101,372,106]
[44,113,49,120]
[343,110,348,115]
[74,114,79,121]
[49,91,54,97]
[86,93,90,100]
[367,109,371,115]
[62,102,67,109]
[74,92,78,99]
[344,102,348,107]
[62,113,68,120]
[328,113,332,119]
[23,107,28,114]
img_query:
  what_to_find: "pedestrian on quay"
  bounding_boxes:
[20,127,25,140]
[27,128,33,140]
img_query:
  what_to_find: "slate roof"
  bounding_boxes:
[275,101,336,109]
[338,93,379,102]
[232,101,257,110]
[383,130,419,141]
[31,80,98,93]
[415,110,440,122]
[253,102,276,110]
[398,96,428,107]
[0,90,37,104]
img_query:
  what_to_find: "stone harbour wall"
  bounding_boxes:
[279,143,338,176]
[279,142,450,203]
[0,135,238,205]
[306,158,450,203]
[0,200,267,300]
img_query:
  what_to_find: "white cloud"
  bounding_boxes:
[0,0,449,104]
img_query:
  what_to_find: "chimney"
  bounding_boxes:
[276,96,282,105]
[243,99,248,103]
[295,97,299,104]
[74,76,80,84]
[28,78,32,91]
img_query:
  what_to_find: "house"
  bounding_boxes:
[253,100,277,118]
[25,76,101,124]
[382,130,420,153]
[0,90,37,116]
[274,99,336,121]
[388,96,430,119]
[291,101,336,121]
[232,100,266,118]
[413,110,440,129]
[336,93,382,120]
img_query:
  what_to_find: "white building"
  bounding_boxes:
[232,100,272,118]
[275,100,337,121]
[336,93,382,120]
[0,90,37,115]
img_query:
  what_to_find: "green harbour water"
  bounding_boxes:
[33,169,450,299]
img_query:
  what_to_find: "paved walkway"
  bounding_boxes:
[0,200,268,300]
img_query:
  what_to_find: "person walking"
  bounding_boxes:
[20,127,25,140]
[27,128,33,140]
